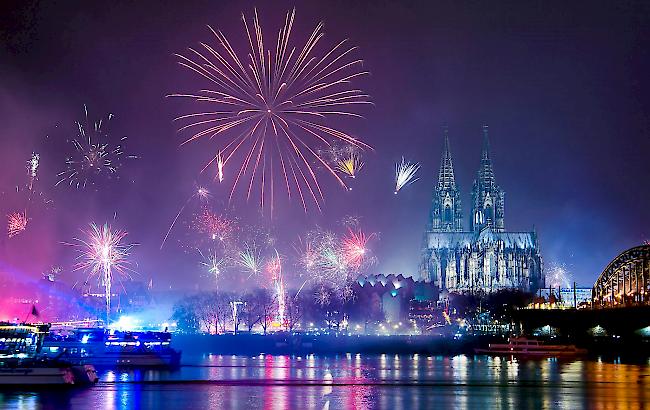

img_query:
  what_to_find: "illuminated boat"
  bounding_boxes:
[42,328,181,368]
[474,337,587,357]
[0,323,97,385]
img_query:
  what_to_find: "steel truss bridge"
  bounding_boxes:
[593,244,650,307]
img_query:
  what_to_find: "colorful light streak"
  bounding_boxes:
[56,106,137,189]
[394,157,420,194]
[7,211,29,238]
[171,8,372,212]
[161,186,211,249]
[68,223,135,322]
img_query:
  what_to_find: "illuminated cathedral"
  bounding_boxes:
[420,126,544,295]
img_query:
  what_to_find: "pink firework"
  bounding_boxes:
[195,209,236,242]
[265,250,285,324]
[265,253,282,282]
[341,228,374,269]
[172,8,372,212]
[160,185,211,249]
[7,211,29,238]
[69,223,135,322]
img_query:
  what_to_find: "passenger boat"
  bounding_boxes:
[42,328,181,368]
[474,337,587,357]
[0,323,97,385]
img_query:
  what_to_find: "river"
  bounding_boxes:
[0,354,648,409]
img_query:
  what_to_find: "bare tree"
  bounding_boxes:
[255,288,276,335]
[241,292,262,332]
[284,292,304,332]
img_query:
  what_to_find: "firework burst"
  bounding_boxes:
[295,225,376,294]
[194,208,236,243]
[341,228,374,270]
[314,285,331,306]
[335,151,363,180]
[199,248,228,286]
[394,157,420,194]
[239,246,262,277]
[172,8,372,212]
[68,223,135,322]
[56,106,137,189]
[161,185,211,249]
[7,211,29,238]
[547,262,572,289]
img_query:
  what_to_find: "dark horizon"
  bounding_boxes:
[1,0,649,289]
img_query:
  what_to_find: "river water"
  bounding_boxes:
[0,354,649,409]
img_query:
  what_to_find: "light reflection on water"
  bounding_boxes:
[0,354,648,409]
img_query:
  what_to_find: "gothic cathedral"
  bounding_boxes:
[420,126,544,296]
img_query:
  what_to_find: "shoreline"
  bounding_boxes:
[173,333,650,360]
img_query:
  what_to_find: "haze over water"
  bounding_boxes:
[1,354,648,409]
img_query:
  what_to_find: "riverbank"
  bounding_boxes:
[173,333,650,359]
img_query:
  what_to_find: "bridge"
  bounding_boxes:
[592,244,650,307]
[514,245,650,341]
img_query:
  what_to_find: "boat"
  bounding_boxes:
[0,323,97,385]
[474,336,587,357]
[42,328,182,368]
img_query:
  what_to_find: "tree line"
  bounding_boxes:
[171,284,386,334]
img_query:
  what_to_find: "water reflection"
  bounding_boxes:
[0,355,648,409]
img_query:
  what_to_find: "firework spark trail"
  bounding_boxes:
[341,228,374,270]
[198,248,228,286]
[160,186,211,249]
[7,211,29,238]
[239,246,262,278]
[266,250,285,324]
[217,151,225,183]
[27,153,39,192]
[172,8,372,212]
[68,223,135,322]
[56,106,137,189]
[335,151,363,180]
[394,157,420,194]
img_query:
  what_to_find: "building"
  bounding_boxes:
[420,126,544,296]
[537,287,592,308]
[356,273,443,331]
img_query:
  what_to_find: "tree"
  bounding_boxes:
[284,292,304,332]
[241,292,262,332]
[254,288,276,335]
[348,289,384,333]
[171,295,201,333]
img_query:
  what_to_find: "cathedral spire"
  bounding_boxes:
[478,125,495,186]
[430,127,463,233]
[471,125,505,232]
[437,127,456,190]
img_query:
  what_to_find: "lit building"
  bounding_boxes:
[420,126,544,296]
[537,287,592,308]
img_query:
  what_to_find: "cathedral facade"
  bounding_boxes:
[420,126,544,295]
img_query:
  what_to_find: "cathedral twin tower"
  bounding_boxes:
[421,126,544,296]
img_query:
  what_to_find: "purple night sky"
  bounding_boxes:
[1,0,648,289]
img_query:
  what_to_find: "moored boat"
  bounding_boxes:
[474,336,587,357]
[0,323,97,385]
[43,328,181,368]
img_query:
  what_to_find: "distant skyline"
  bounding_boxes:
[1,0,648,288]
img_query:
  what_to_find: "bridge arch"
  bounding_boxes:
[593,244,650,307]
